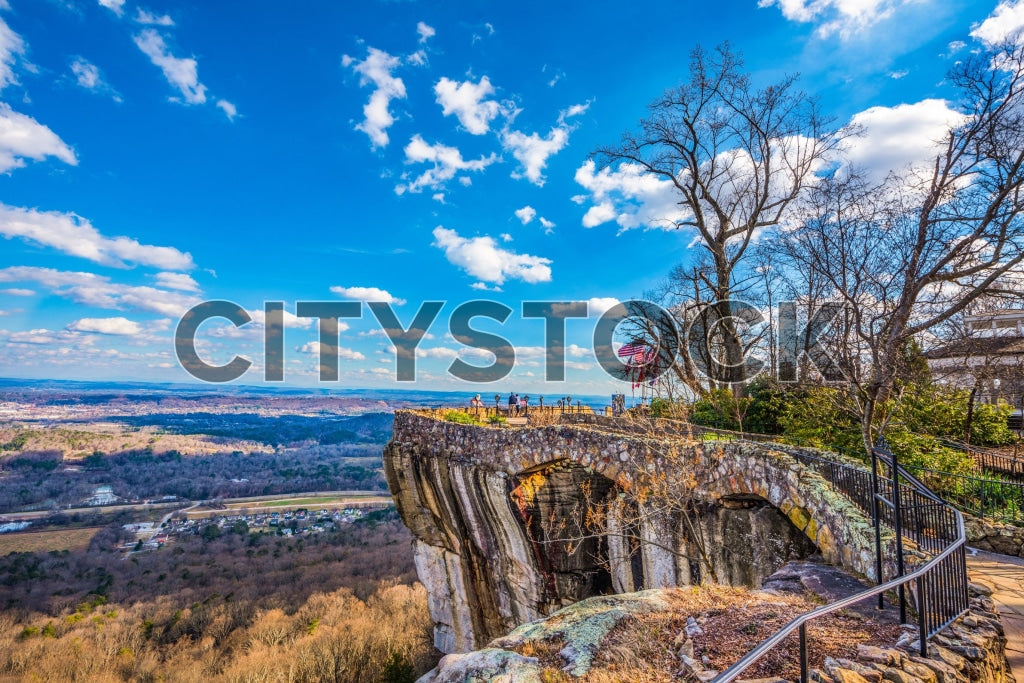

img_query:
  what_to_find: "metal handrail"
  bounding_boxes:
[708,438,968,683]
[715,518,965,682]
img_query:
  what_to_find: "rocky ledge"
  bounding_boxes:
[417,579,1011,683]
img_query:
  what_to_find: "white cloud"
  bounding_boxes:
[538,217,555,234]
[566,343,590,358]
[839,99,967,185]
[396,135,498,194]
[889,69,909,79]
[298,341,365,361]
[415,346,458,360]
[0,266,202,317]
[434,76,505,135]
[154,271,200,292]
[133,29,207,104]
[416,345,494,362]
[0,204,194,270]
[573,159,689,231]
[514,206,536,225]
[344,47,406,148]
[432,192,445,203]
[329,286,406,305]
[432,226,552,285]
[0,287,33,296]
[971,0,1024,46]
[0,15,25,92]
[68,316,142,335]
[0,104,77,173]
[216,99,238,121]
[135,8,175,26]
[500,233,513,242]
[417,21,435,43]
[561,102,591,119]
[758,0,914,40]
[248,308,314,329]
[502,125,569,186]
[587,297,620,316]
[97,0,125,16]
[70,57,122,101]
[5,328,91,346]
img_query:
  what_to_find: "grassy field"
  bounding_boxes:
[253,496,358,507]
[0,527,101,554]
[186,496,394,518]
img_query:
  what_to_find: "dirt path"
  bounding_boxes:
[966,549,1024,677]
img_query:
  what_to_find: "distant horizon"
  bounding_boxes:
[0,375,615,407]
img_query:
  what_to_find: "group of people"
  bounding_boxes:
[468,392,530,416]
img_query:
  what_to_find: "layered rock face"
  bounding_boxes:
[384,412,880,653]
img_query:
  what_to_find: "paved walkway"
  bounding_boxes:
[966,549,1024,678]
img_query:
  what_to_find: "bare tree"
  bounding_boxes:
[597,43,839,394]
[782,42,1024,453]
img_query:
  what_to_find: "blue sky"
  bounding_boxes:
[0,0,1018,395]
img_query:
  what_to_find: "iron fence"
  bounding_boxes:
[939,437,1024,480]
[901,463,1024,524]
[684,433,970,683]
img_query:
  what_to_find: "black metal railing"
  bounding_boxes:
[687,433,970,683]
[939,437,1024,480]
[902,463,1024,524]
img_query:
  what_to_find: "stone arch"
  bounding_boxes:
[695,442,880,580]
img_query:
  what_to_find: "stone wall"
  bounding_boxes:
[385,411,886,653]
[966,517,1024,558]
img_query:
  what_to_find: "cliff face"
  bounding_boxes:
[384,412,879,653]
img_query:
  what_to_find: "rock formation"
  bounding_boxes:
[384,411,884,653]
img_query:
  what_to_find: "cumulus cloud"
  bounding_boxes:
[839,99,967,185]
[154,272,200,292]
[501,125,569,186]
[758,0,914,40]
[135,8,175,26]
[0,104,78,173]
[538,217,555,234]
[514,206,536,224]
[343,47,406,148]
[70,57,122,101]
[329,285,406,305]
[587,297,620,316]
[432,226,552,286]
[216,99,238,121]
[0,204,194,270]
[417,21,435,43]
[573,159,689,231]
[298,341,365,361]
[0,14,25,91]
[971,0,1024,46]
[133,29,207,104]
[396,135,498,194]
[68,316,142,335]
[97,0,125,16]
[434,76,506,135]
[0,266,202,317]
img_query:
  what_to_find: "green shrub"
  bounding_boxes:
[487,415,506,425]
[442,410,477,425]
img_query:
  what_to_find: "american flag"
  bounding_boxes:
[617,341,646,359]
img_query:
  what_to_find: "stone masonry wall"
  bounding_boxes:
[385,411,888,653]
